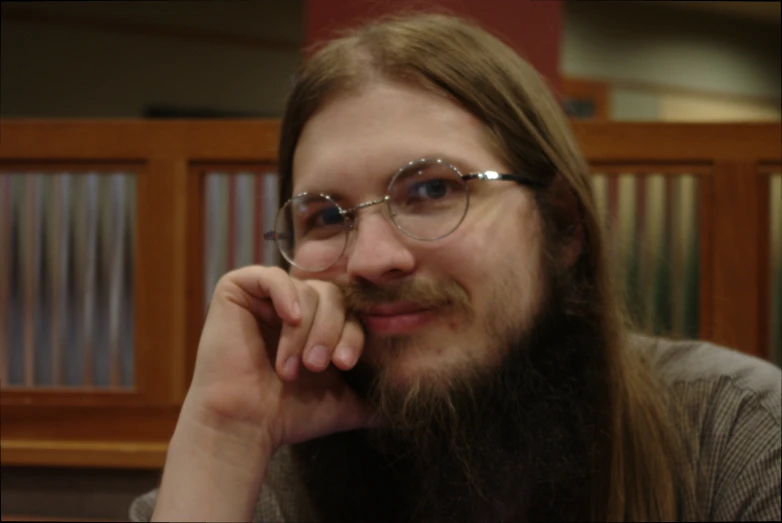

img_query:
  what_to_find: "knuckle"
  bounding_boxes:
[311,319,344,343]
[254,266,287,289]
[346,325,364,344]
[305,279,342,296]
[296,281,321,305]
[264,265,288,280]
[278,326,303,353]
[215,270,237,290]
[312,283,347,313]
[344,323,365,345]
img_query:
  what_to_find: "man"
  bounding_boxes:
[131,13,781,522]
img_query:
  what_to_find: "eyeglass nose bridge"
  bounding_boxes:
[340,195,392,230]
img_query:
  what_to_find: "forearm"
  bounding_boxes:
[152,406,272,522]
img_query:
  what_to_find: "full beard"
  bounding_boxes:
[290,271,611,523]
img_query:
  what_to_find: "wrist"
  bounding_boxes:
[176,397,275,465]
[152,405,273,522]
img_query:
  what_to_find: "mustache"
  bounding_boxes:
[340,279,473,315]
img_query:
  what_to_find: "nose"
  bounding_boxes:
[345,208,416,285]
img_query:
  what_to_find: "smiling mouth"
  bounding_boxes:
[360,302,439,335]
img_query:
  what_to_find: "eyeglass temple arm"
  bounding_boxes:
[462,171,550,188]
[263,231,290,241]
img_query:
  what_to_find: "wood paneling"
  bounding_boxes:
[573,122,781,162]
[184,166,207,392]
[1,439,167,469]
[0,405,179,443]
[0,120,281,160]
[756,166,781,358]
[710,162,763,357]
[134,158,188,404]
[1,120,779,467]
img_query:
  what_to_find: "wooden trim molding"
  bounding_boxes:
[1,390,140,408]
[0,119,281,160]
[2,120,778,163]
[1,439,166,469]
[572,122,781,162]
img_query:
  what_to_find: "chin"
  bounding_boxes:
[363,335,483,394]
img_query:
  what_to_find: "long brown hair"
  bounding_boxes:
[278,12,696,522]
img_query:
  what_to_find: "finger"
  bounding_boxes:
[275,279,319,381]
[331,315,365,371]
[300,282,349,373]
[224,265,301,325]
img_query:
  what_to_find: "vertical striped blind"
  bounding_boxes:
[591,172,700,338]
[203,171,280,309]
[1,172,136,389]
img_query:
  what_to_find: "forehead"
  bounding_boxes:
[290,81,505,195]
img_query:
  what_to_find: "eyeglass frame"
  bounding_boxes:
[264,157,550,271]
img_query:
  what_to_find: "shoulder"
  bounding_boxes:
[634,334,780,425]
[633,334,781,521]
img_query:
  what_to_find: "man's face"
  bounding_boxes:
[290,80,546,395]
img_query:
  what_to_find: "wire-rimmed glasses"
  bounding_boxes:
[264,158,547,272]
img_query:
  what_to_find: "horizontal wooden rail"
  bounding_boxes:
[1,439,167,469]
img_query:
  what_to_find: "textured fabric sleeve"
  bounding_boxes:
[259,446,320,522]
[648,338,781,521]
[127,445,312,522]
[127,483,287,522]
[729,436,782,521]
[128,488,157,522]
[689,375,782,521]
[707,383,781,522]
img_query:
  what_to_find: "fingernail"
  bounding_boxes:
[306,345,329,369]
[283,356,299,378]
[333,345,355,367]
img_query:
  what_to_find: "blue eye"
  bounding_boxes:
[298,204,345,239]
[411,179,450,200]
[316,206,345,226]
[307,207,345,230]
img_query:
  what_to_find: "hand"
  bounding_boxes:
[183,265,373,453]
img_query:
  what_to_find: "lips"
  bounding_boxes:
[360,301,438,335]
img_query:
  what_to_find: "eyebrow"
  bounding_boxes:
[291,154,484,197]
[291,165,395,200]
[290,185,353,207]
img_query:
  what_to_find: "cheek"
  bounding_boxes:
[432,206,546,317]
[437,204,543,279]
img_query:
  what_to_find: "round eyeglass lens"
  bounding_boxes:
[275,193,348,271]
[388,160,470,240]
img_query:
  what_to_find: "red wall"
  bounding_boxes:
[305,0,563,90]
